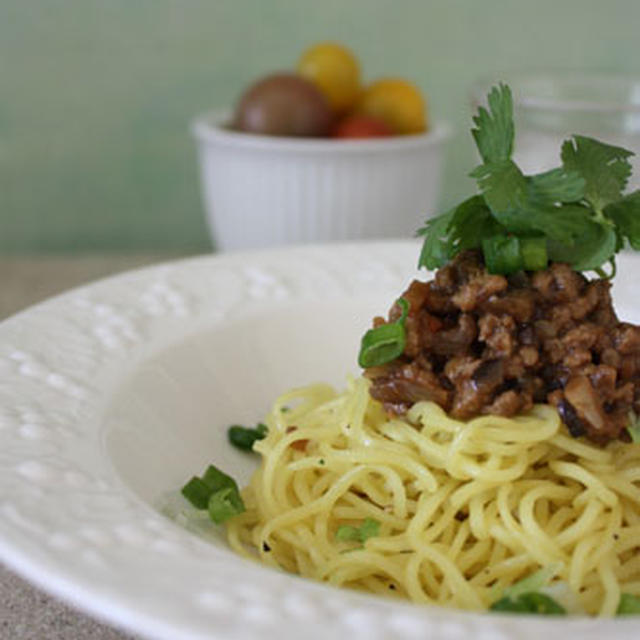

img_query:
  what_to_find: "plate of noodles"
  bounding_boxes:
[3,84,640,639]
[0,240,637,640]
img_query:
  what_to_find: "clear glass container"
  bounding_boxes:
[471,72,640,190]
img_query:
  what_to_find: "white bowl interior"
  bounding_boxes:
[104,296,381,517]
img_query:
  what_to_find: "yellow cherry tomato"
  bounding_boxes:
[297,42,360,113]
[355,78,427,135]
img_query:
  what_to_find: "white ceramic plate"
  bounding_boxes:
[1,241,639,640]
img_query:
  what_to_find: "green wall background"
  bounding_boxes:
[1,0,639,253]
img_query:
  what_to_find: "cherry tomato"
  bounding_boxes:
[332,115,393,138]
[355,78,427,135]
[233,73,332,137]
[297,42,360,113]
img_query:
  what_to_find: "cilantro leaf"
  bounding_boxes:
[448,195,502,252]
[470,160,528,229]
[417,196,501,271]
[561,135,634,212]
[548,220,617,272]
[471,83,514,164]
[605,190,640,250]
[417,208,455,270]
[472,160,589,244]
[527,167,586,205]
[534,204,603,244]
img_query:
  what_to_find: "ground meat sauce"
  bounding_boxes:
[364,250,640,445]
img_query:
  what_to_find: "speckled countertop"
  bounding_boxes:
[0,253,189,640]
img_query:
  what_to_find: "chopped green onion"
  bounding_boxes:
[181,464,245,524]
[335,525,361,542]
[520,236,548,271]
[358,298,410,368]
[617,593,640,615]
[490,592,566,615]
[181,476,212,509]
[208,486,245,524]
[358,323,406,368]
[627,411,640,443]
[336,518,380,544]
[395,297,409,323]
[482,234,522,275]
[228,423,268,451]
[482,234,546,275]
[628,425,640,443]
[500,565,560,600]
[358,518,381,542]
[202,464,239,493]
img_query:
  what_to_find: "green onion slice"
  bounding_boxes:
[202,464,239,493]
[499,565,560,601]
[358,298,410,368]
[482,234,523,275]
[358,518,381,542]
[208,486,245,524]
[627,411,640,443]
[181,464,245,524]
[520,236,548,271]
[617,593,640,615]
[490,592,566,615]
[482,234,548,275]
[181,476,212,510]
[228,422,268,451]
[335,525,361,542]
[335,518,380,543]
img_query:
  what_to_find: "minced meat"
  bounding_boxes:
[364,250,640,444]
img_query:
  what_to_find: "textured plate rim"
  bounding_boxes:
[0,241,638,640]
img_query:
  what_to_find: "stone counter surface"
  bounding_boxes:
[0,254,188,640]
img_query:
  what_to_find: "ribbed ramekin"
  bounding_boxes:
[192,112,451,251]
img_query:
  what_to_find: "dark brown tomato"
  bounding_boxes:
[233,73,332,137]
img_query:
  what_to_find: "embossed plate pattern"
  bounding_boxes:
[0,242,639,640]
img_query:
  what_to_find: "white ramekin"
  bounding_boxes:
[191,112,451,251]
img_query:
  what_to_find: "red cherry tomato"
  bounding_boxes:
[332,115,394,138]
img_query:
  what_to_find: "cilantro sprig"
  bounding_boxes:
[418,83,640,277]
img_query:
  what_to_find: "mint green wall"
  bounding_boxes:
[1,0,639,253]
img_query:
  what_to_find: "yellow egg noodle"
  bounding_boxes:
[226,377,640,616]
